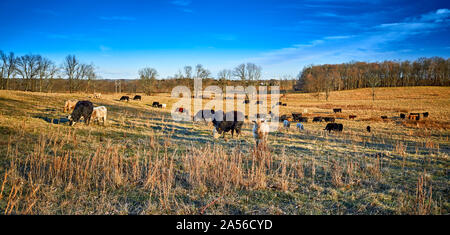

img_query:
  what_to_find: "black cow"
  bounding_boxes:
[298,117,308,122]
[381,116,388,120]
[400,113,406,119]
[324,117,335,122]
[349,115,357,120]
[367,126,371,133]
[68,101,94,126]
[280,114,289,122]
[282,103,287,106]
[152,102,160,108]
[212,111,244,139]
[133,95,142,100]
[423,112,429,118]
[194,109,215,122]
[313,117,323,122]
[120,96,129,101]
[292,113,302,122]
[333,108,342,113]
[324,123,343,133]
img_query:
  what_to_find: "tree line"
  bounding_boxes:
[294,57,450,100]
[1,49,286,94]
[0,51,98,93]
[3,50,446,96]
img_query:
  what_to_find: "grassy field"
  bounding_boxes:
[0,86,448,215]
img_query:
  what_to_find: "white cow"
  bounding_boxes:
[91,106,107,126]
[252,119,270,147]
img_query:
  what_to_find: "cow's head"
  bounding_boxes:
[67,115,77,126]
[212,126,221,139]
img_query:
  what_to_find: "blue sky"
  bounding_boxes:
[1,0,449,79]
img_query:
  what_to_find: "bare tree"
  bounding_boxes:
[366,68,380,101]
[15,54,42,91]
[37,57,58,92]
[246,62,262,83]
[63,55,79,93]
[195,64,211,79]
[184,66,192,79]
[83,64,96,93]
[139,67,158,95]
[232,63,262,86]
[233,63,246,81]
[217,69,232,92]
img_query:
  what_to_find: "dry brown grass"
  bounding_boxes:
[0,87,448,214]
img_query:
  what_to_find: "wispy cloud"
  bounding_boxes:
[99,16,136,21]
[171,0,193,13]
[240,8,450,69]
[100,45,111,52]
[323,35,354,40]
[171,0,191,6]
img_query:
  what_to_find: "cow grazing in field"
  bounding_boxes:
[280,114,289,122]
[333,108,342,113]
[400,113,406,119]
[94,93,101,99]
[157,103,166,108]
[120,96,129,102]
[194,109,215,122]
[298,117,308,122]
[63,99,78,113]
[91,106,107,126]
[324,123,343,133]
[253,119,270,147]
[152,102,160,108]
[292,113,302,122]
[296,123,304,131]
[212,111,244,139]
[366,126,371,133]
[349,115,357,120]
[381,116,388,120]
[324,117,335,122]
[133,95,142,100]
[313,117,323,122]
[423,112,429,118]
[68,101,94,126]
[282,103,287,106]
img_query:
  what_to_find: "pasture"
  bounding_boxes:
[0,86,448,214]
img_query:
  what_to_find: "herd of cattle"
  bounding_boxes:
[60,94,430,147]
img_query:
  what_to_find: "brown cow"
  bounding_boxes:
[64,99,78,113]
